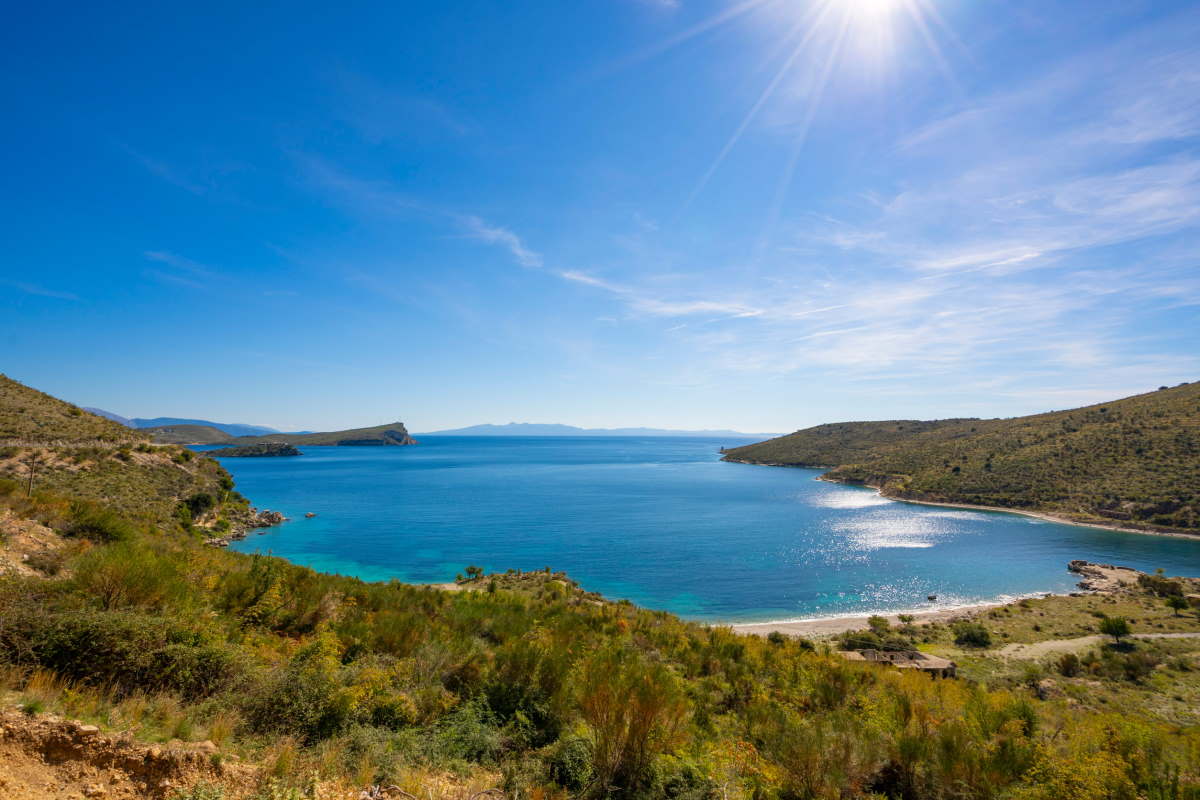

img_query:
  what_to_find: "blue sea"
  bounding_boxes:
[215,436,1200,623]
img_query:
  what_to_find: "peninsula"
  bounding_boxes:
[144,421,417,447]
[722,382,1199,535]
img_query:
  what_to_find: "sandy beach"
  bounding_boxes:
[805,474,1200,540]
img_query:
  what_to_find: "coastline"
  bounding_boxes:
[852,484,1200,540]
[724,458,1198,540]
[725,599,1014,638]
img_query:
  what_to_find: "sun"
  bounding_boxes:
[841,0,906,57]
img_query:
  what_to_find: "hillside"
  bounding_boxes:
[132,417,281,436]
[146,421,416,447]
[143,424,235,445]
[723,382,1200,532]
[219,422,415,446]
[0,375,146,445]
[0,377,247,531]
[0,376,1198,799]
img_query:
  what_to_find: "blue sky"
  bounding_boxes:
[2,0,1198,433]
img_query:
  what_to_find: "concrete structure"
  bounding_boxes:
[837,649,957,678]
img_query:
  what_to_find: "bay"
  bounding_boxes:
[219,436,1200,622]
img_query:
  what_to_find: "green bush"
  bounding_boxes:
[0,607,241,699]
[65,500,135,542]
[72,541,190,611]
[953,622,992,648]
[245,631,349,743]
[548,735,594,791]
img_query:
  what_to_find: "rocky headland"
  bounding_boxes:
[203,507,287,547]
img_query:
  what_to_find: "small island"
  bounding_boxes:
[205,442,301,458]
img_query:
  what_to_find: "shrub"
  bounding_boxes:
[431,700,503,765]
[72,541,189,611]
[0,608,241,699]
[65,500,135,542]
[1057,652,1080,677]
[577,647,689,796]
[953,622,992,648]
[170,783,224,800]
[549,735,594,791]
[245,631,349,743]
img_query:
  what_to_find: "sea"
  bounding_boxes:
[213,436,1200,623]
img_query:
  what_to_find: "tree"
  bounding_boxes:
[1165,596,1188,617]
[1099,615,1131,644]
[464,565,484,581]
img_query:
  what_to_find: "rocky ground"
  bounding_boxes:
[0,709,255,800]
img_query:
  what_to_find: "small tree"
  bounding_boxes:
[1099,615,1131,644]
[1165,596,1188,617]
[464,565,484,581]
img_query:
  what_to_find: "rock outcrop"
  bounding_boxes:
[204,508,287,547]
[1068,560,1142,592]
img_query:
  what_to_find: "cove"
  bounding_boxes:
[218,436,1200,622]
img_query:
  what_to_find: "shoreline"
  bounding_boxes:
[864,487,1200,540]
[723,459,1196,540]
[724,599,1016,638]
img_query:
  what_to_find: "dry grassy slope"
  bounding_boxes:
[230,421,415,446]
[0,376,241,529]
[0,375,146,444]
[143,424,235,445]
[723,382,1200,531]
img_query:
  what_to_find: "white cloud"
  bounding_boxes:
[459,216,543,269]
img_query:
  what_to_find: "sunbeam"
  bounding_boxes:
[684,1,837,209]
[682,0,965,221]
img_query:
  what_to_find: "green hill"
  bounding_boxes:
[0,374,146,444]
[142,424,235,445]
[146,421,416,446]
[723,382,1200,532]
[234,422,415,446]
[0,376,246,529]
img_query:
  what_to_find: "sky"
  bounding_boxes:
[2,0,1198,433]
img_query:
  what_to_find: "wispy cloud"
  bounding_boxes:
[122,146,208,195]
[559,270,761,318]
[143,251,221,290]
[5,281,80,301]
[300,157,546,271]
[459,216,543,268]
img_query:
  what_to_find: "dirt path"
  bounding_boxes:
[997,632,1200,659]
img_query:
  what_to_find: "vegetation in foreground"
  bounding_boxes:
[1,374,1199,799]
[722,381,1200,532]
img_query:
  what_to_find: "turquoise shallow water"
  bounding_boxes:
[216,436,1200,622]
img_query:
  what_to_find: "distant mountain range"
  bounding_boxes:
[82,409,301,438]
[418,422,779,438]
[82,409,774,441]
